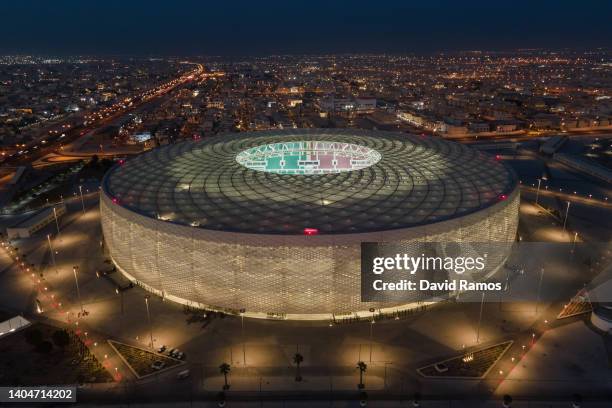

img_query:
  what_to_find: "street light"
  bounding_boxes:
[47,234,57,274]
[144,295,154,349]
[52,206,61,237]
[572,232,578,253]
[562,201,571,233]
[72,266,83,314]
[369,308,375,362]
[239,308,246,366]
[116,288,124,315]
[476,292,485,344]
[535,267,545,314]
[78,185,85,214]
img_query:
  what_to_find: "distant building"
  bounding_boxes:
[129,132,152,144]
[469,122,491,133]
[530,114,561,130]
[397,110,437,130]
[444,123,468,136]
[319,96,354,112]
[276,85,304,95]
[491,120,521,134]
[287,99,303,108]
[355,97,377,112]
[206,101,224,110]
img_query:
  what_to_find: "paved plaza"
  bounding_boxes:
[0,152,611,405]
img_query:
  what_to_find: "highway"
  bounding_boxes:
[454,129,612,144]
[520,185,611,209]
[1,62,204,170]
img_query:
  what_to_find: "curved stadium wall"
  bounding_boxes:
[100,183,519,320]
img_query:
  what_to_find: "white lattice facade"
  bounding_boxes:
[100,188,519,320]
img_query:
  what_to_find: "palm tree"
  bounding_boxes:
[357,361,367,389]
[293,352,303,381]
[219,363,231,390]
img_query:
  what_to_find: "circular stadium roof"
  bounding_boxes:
[103,129,517,235]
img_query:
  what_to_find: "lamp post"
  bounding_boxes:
[72,266,83,313]
[535,267,545,315]
[369,308,375,362]
[476,292,485,344]
[78,185,85,214]
[535,178,542,206]
[116,288,124,315]
[562,201,571,233]
[47,234,57,274]
[239,308,246,366]
[52,207,61,237]
[144,295,154,349]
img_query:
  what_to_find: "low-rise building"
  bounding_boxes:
[6,204,67,239]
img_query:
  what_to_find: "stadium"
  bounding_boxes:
[100,129,519,320]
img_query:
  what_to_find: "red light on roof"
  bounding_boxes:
[303,228,319,236]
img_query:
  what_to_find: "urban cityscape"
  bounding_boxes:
[0,1,611,407]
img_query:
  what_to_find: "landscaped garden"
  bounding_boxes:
[0,322,113,385]
[418,341,513,378]
[108,340,182,378]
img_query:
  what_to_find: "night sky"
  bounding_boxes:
[2,0,611,56]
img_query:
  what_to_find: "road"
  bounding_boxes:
[2,62,204,170]
[452,129,612,144]
[520,185,611,209]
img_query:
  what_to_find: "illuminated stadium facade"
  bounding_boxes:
[101,129,519,320]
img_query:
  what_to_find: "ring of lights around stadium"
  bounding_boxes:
[101,129,519,320]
